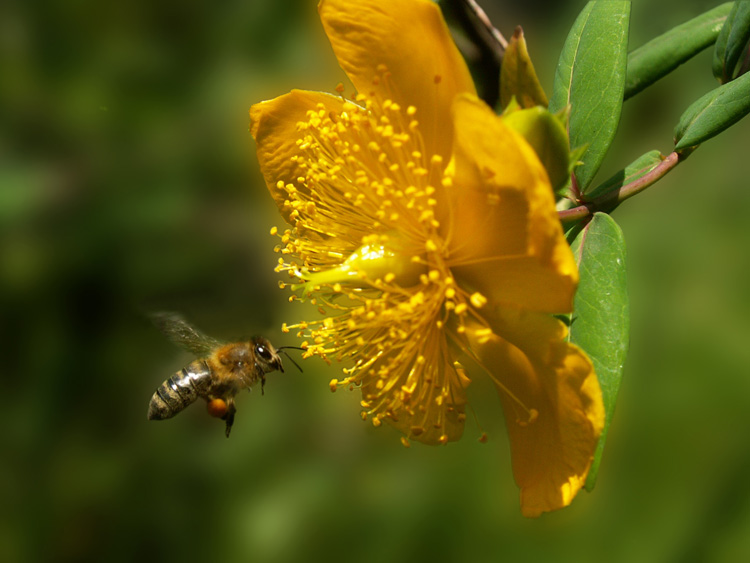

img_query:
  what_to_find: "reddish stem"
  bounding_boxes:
[558,151,683,223]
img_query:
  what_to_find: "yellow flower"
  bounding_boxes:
[249,0,604,517]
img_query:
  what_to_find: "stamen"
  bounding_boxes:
[272,75,478,441]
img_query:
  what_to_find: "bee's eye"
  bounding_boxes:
[255,343,273,361]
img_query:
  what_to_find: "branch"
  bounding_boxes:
[558,151,683,223]
[459,0,508,57]
[444,0,508,107]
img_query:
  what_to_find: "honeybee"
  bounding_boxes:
[147,313,300,437]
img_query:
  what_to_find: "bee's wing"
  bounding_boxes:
[151,312,224,356]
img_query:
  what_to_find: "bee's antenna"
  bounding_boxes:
[277,346,305,373]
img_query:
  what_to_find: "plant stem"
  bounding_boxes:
[558,151,683,223]
[460,0,508,54]
[446,0,506,107]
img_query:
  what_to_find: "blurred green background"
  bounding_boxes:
[2,0,749,561]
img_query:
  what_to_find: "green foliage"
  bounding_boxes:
[552,0,750,514]
[713,1,750,83]
[625,3,732,99]
[500,27,549,109]
[566,213,629,491]
[549,1,630,193]
[674,69,750,149]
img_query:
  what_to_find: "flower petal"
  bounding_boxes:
[466,312,604,517]
[318,0,476,160]
[249,89,344,222]
[447,94,577,313]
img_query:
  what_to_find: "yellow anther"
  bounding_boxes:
[418,209,434,222]
[400,436,411,448]
[329,379,338,392]
[470,292,487,308]
[401,383,415,401]
[473,327,493,343]
[453,362,471,388]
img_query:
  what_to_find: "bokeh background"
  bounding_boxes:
[2,0,749,561]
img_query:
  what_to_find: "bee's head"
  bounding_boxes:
[252,337,284,374]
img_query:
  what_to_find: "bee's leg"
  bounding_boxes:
[261,376,266,396]
[222,399,237,438]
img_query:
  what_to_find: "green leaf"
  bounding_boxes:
[500,27,549,110]
[673,68,750,150]
[713,2,750,83]
[549,1,630,194]
[566,213,629,492]
[585,150,663,200]
[625,3,732,99]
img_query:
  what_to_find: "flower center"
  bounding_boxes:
[290,235,427,293]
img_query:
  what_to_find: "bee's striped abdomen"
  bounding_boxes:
[147,360,211,420]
